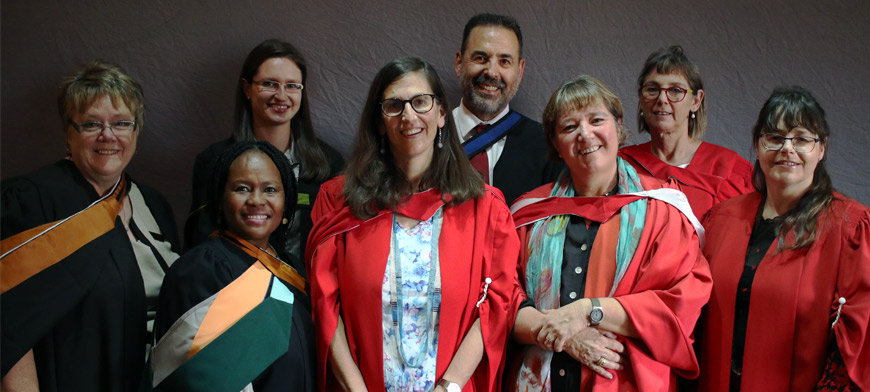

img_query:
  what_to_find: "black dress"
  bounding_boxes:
[154,235,316,391]
[183,137,345,256]
[1,159,180,392]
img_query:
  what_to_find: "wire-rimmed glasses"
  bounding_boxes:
[760,133,820,153]
[70,120,137,136]
[253,80,304,94]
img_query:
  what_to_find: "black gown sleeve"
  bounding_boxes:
[1,177,48,240]
[153,239,239,340]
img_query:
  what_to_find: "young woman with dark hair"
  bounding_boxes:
[185,39,344,260]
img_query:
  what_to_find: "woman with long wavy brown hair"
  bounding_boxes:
[307,57,522,392]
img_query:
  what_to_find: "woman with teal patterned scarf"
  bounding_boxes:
[507,75,712,392]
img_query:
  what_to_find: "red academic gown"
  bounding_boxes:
[699,192,870,391]
[306,176,524,392]
[510,176,712,391]
[618,141,752,217]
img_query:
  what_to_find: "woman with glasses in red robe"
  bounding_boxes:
[698,87,870,391]
[619,45,752,217]
[307,57,522,392]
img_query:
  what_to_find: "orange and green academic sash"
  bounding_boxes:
[151,231,304,391]
[0,176,128,376]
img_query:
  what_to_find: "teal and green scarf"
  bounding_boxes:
[515,157,647,391]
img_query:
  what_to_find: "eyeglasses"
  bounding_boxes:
[70,120,137,136]
[760,133,820,153]
[640,85,694,103]
[253,80,304,94]
[380,94,438,117]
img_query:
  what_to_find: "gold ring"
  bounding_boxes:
[595,357,606,367]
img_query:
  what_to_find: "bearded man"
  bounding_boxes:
[453,13,562,204]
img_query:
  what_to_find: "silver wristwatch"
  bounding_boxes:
[589,298,604,326]
[438,379,461,392]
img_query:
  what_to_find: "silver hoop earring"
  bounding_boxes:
[437,127,443,149]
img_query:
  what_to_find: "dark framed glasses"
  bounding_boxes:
[380,94,438,117]
[640,85,694,103]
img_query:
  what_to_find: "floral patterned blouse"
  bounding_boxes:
[381,210,442,392]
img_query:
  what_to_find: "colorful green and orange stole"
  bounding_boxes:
[151,231,306,391]
[0,176,128,376]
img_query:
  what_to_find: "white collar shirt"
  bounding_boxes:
[452,101,511,184]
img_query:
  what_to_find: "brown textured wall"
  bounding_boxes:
[3,0,869,227]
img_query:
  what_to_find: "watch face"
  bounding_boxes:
[590,308,604,324]
[446,383,461,392]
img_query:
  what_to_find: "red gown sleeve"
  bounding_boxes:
[310,176,345,225]
[714,151,754,204]
[833,204,870,389]
[307,182,345,392]
[613,198,713,380]
[473,195,524,390]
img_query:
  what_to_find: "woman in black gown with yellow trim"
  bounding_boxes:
[153,141,315,391]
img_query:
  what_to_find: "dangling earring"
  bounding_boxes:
[437,128,443,149]
[379,135,386,154]
[691,112,696,119]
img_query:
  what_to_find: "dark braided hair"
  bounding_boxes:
[208,140,298,245]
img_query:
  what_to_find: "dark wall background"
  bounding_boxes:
[3,0,868,227]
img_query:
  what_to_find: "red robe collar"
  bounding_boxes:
[511,173,669,227]
[306,188,447,264]
[619,142,723,193]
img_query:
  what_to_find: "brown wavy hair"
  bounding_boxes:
[342,57,483,220]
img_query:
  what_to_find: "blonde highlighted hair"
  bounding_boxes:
[57,60,145,132]
[542,74,628,161]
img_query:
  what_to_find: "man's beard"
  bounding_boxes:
[460,72,516,119]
